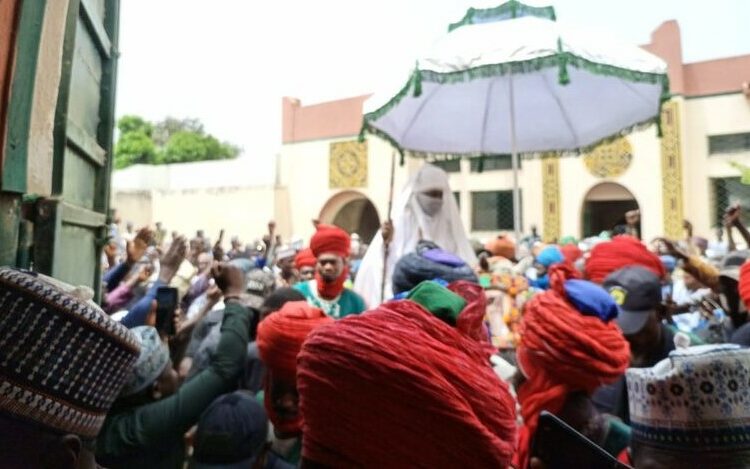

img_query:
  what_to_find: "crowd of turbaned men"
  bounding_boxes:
[3,163,750,468]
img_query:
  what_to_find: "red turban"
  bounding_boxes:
[584,235,665,284]
[514,265,630,468]
[298,300,517,468]
[447,280,492,345]
[257,301,334,435]
[485,235,516,260]
[294,248,316,270]
[740,261,750,309]
[561,243,583,265]
[310,224,350,259]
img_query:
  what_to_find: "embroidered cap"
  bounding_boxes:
[0,268,140,438]
[627,344,750,451]
[119,326,170,397]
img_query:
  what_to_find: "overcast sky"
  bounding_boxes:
[116,0,750,168]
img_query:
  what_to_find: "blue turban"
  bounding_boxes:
[536,246,564,268]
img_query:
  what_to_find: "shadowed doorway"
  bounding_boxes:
[582,182,639,237]
[319,191,381,244]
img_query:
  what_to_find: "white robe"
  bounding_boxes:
[354,163,477,307]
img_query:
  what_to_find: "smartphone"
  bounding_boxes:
[531,411,631,469]
[155,286,178,336]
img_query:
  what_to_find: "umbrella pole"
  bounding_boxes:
[509,74,521,241]
[381,149,397,303]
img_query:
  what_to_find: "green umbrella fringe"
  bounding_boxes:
[419,54,666,88]
[363,124,406,165]
[364,54,669,126]
[360,112,662,168]
[448,1,557,32]
[557,38,570,85]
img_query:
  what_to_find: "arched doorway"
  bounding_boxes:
[581,182,639,237]
[319,191,381,244]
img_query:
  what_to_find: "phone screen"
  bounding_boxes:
[155,286,178,335]
[531,411,630,469]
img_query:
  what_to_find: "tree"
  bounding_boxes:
[117,115,153,136]
[113,115,240,169]
[161,131,239,164]
[114,130,156,169]
[152,116,205,147]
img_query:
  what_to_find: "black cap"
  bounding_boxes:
[192,391,268,468]
[602,266,662,335]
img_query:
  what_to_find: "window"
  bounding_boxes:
[709,132,750,155]
[431,159,461,173]
[471,190,517,231]
[469,154,518,172]
[453,191,460,209]
[712,177,750,227]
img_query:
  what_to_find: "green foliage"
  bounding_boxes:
[114,115,240,169]
[731,162,750,185]
[117,115,153,136]
[152,116,204,147]
[161,131,237,163]
[114,131,156,169]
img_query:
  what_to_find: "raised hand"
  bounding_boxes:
[724,204,741,228]
[655,237,687,260]
[137,263,153,283]
[159,236,187,284]
[212,233,225,262]
[126,227,153,264]
[211,262,245,298]
[382,220,394,244]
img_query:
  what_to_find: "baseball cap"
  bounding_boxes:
[228,259,276,309]
[603,266,662,335]
[719,250,750,281]
[192,391,269,468]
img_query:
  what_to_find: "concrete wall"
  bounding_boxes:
[112,157,278,242]
[112,186,280,243]
[682,93,750,236]
[113,156,273,191]
[114,190,153,227]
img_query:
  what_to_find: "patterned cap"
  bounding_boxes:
[627,344,750,451]
[119,326,170,397]
[0,268,140,438]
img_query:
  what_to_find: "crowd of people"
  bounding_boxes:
[3,163,750,468]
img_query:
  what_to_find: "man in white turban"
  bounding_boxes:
[354,163,476,306]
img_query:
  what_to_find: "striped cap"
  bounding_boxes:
[0,268,140,438]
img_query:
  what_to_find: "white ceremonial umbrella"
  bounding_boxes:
[362,0,669,240]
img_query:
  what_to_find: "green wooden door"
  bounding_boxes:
[34,0,120,299]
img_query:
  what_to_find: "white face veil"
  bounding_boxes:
[354,163,477,307]
[414,164,447,217]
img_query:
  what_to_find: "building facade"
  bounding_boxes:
[278,21,750,245]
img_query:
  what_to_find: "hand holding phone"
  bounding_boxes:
[155,286,178,336]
